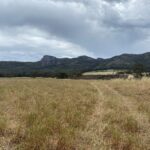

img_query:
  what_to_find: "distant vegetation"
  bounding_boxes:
[0,52,150,78]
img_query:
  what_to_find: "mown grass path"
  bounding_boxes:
[77,81,108,149]
[79,80,150,150]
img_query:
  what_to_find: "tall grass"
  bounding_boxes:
[77,79,150,150]
[0,78,150,150]
[0,78,97,149]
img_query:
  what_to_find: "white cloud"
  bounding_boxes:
[0,26,94,61]
[0,0,150,60]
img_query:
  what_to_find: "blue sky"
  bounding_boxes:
[0,0,150,61]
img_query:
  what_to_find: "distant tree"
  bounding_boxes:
[56,72,68,79]
[68,71,82,78]
[0,73,4,77]
[133,64,144,78]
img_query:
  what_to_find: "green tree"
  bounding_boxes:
[56,72,68,79]
[133,64,144,78]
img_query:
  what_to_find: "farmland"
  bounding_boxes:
[82,70,121,76]
[0,78,150,150]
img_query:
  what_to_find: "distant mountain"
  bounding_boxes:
[102,52,150,70]
[0,52,150,77]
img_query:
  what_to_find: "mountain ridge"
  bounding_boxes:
[0,52,150,77]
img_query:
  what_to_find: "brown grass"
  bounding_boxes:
[0,78,97,149]
[0,78,150,150]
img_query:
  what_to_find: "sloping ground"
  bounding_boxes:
[0,78,150,150]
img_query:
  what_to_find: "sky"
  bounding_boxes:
[0,0,150,61]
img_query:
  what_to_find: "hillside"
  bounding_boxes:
[0,52,150,77]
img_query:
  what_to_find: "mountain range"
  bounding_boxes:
[0,52,150,77]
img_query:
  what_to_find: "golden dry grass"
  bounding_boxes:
[0,78,150,150]
[82,70,121,76]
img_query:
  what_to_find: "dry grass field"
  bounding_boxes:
[0,78,150,150]
[82,70,121,76]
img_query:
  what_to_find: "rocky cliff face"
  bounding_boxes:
[40,55,58,66]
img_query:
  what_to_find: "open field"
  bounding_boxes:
[82,70,125,76]
[0,78,150,150]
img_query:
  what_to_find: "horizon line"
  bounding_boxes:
[0,51,149,62]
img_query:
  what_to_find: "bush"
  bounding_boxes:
[133,64,144,78]
[56,72,68,79]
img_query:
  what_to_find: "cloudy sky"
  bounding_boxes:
[0,0,150,61]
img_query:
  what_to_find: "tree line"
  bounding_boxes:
[0,63,148,79]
